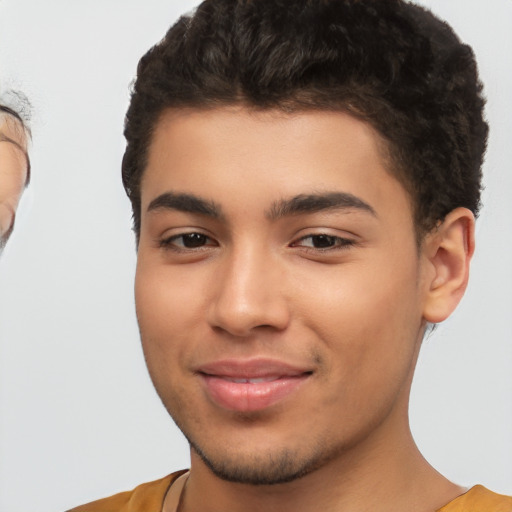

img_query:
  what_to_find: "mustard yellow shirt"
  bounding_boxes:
[67,471,512,512]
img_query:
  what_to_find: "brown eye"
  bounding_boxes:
[292,234,355,251]
[160,232,215,250]
[309,235,337,248]
[180,233,209,248]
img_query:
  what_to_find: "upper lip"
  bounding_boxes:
[196,358,313,379]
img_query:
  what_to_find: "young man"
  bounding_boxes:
[0,104,30,251]
[70,0,511,511]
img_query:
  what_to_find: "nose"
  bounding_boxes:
[207,245,291,337]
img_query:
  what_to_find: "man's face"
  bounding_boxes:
[135,107,430,484]
[0,112,28,247]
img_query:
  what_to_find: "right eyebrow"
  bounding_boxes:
[146,192,224,219]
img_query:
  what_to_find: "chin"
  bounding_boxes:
[187,435,335,486]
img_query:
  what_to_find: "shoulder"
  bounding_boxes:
[439,485,512,512]
[66,470,188,512]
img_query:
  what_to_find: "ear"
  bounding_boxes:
[422,207,475,324]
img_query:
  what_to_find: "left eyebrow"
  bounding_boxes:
[266,192,377,220]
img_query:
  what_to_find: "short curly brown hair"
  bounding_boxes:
[122,0,488,241]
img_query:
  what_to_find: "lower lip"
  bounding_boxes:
[200,374,310,412]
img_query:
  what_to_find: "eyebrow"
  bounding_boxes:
[266,192,376,220]
[147,192,224,219]
[146,191,376,222]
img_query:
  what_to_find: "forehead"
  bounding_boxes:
[142,107,413,223]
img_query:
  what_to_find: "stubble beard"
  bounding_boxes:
[187,436,330,485]
[169,407,338,486]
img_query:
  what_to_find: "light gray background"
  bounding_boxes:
[0,1,510,511]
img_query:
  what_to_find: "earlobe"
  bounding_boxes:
[422,207,475,324]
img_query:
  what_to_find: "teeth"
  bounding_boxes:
[227,377,278,384]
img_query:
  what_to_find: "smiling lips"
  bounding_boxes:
[197,359,312,412]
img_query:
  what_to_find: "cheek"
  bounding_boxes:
[136,262,205,329]
[292,256,422,382]
[134,265,207,416]
[134,264,204,371]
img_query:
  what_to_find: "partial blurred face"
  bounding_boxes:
[135,108,430,484]
[0,111,29,248]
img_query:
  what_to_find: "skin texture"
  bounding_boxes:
[0,111,29,247]
[135,107,474,512]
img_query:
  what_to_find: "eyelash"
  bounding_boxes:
[159,232,355,253]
